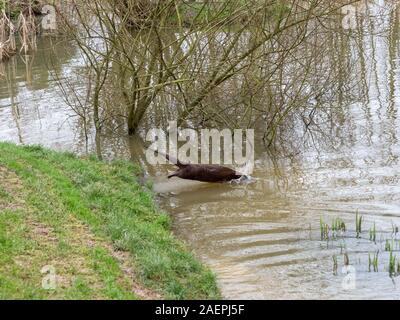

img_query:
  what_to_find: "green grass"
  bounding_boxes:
[0,142,220,300]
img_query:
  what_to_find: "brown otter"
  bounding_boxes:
[162,153,242,183]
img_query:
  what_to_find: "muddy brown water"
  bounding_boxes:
[2,10,400,298]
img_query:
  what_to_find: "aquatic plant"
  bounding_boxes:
[320,217,329,241]
[369,223,376,243]
[356,211,363,238]
[333,255,338,275]
[368,254,371,272]
[368,252,378,272]
[385,239,394,252]
[392,222,399,236]
[344,252,349,266]
[389,250,397,277]
[331,218,346,238]
[317,215,400,279]
[397,261,400,275]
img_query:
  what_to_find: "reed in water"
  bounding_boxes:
[0,10,16,61]
[0,1,40,62]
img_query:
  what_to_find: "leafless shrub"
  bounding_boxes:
[57,0,365,143]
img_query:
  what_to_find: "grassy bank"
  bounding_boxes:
[0,142,219,299]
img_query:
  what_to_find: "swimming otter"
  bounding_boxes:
[163,153,242,183]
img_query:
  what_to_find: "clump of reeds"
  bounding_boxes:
[320,217,329,241]
[320,217,347,241]
[17,6,37,55]
[331,218,346,238]
[0,10,16,61]
[0,4,39,62]
[317,213,400,279]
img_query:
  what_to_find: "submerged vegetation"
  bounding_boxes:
[0,142,219,299]
[319,213,400,279]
